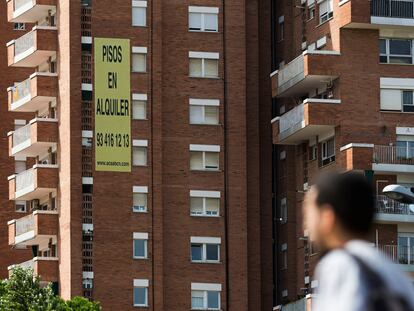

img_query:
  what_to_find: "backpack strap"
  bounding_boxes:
[345,251,388,291]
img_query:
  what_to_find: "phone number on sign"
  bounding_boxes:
[96,132,130,148]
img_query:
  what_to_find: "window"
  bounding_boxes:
[133,279,149,307]
[278,16,284,41]
[15,201,27,213]
[132,47,147,73]
[190,145,220,171]
[190,190,220,216]
[133,233,148,259]
[381,89,414,112]
[133,186,148,212]
[191,283,221,310]
[132,0,147,26]
[190,237,221,262]
[189,7,219,32]
[189,52,219,78]
[396,140,414,159]
[13,23,25,30]
[280,198,287,224]
[133,140,148,166]
[308,4,315,20]
[398,234,414,265]
[132,94,147,120]
[380,39,413,64]
[189,99,219,125]
[309,145,317,161]
[321,137,335,166]
[319,0,333,24]
[281,243,288,270]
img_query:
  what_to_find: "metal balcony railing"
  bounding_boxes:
[373,145,414,165]
[15,168,34,192]
[12,78,30,103]
[13,124,31,147]
[375,195,414,215]
[15,213,34,236]
[14,0,33,11]
[371,0,414,18]
[14,30,34,57]
[377,245,414,265]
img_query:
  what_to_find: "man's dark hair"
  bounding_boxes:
[314,171,375,236]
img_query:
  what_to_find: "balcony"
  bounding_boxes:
[271,51,340,98]
[8,210,58,247]
[7,25,57,67]
[377,244,414,272]
[372,145,414,173]
[272,99,340,145]
[7,0,56,23]
[8,72,58,112]
[371,0,414,27]
[8,118,58,158]
[8,257,58,282]
[375,195,414,223]
[8,164,58,201]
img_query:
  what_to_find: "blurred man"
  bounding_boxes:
[303,171,414,311]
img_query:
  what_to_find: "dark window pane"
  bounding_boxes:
[380,55,388,63]
[380,39,386,54]
[207,291,219,309]
[191,244,202,261]
[389,56,412,64]
[134,239,146,257]
[390,39,411,55]
[82,90,93,101]
[403,91,413,106]
[206,244,219,261]
[133,287,147,305]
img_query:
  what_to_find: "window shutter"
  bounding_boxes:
[204,13,218,31]
[189,13,202,30]
[380,89,402,111]
[204,59,218,77]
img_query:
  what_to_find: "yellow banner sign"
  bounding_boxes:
[94,38,131,172]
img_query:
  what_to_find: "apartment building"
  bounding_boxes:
[0,0,273,310]
[271,0,414,307]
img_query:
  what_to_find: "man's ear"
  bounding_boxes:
[319,205,336,236]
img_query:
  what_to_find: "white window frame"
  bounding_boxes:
[189,51,219,78]
[280,197,287,224]
[380,38,414,65]
[133,140,148,166]
[132,0,147,27]
[133,186,148,213]
[132,93,148,120]
[132,46,148,73]
[321,136,335,166]
[191,283,221,310]
[188,6,219,32]
[190,190,221,217]
[190,237,221,263]
[319,0,333,24]
[133,279,149,307]
[133,232,148,259]
[189,98,220,125]
[190,144,220,171]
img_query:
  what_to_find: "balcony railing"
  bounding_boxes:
[11,78,30,103]
[15,214,34,236]
[373,145,414,165]
[376,195,414,215]
[14,0,33,11]
[16,168,35,193]
[15,30,34,58]
[372,0,414,18]
[278,54,305,91]
[377,244,414,265]
[12,123,31,147]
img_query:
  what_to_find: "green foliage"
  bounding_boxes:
[0,267,100,311]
